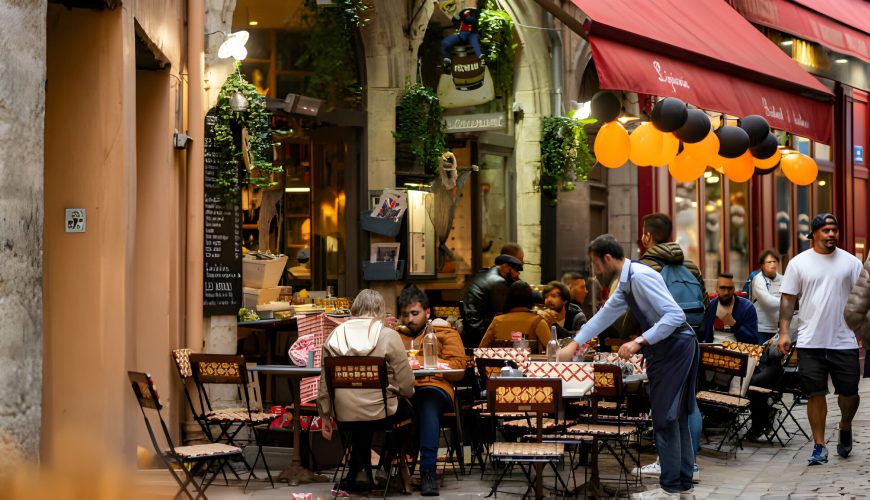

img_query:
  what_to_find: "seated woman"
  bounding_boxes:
[479,280,550,353]
[317,289,415,492]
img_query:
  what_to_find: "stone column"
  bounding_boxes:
[0,0,46,465]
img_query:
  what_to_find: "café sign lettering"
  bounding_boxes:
[444,112,506,133]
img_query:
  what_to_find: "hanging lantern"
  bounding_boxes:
[230,91,249,112]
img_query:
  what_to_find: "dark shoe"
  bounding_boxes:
[808,443,828,465]
[837,429,852,458]
[442,57,452,74]
[420,469,439,497]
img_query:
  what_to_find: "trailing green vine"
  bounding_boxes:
[214,62,280,195]
[297,0,367,107]
[478,8,515,98]
[393,82,447,175]
[539,116,596,198]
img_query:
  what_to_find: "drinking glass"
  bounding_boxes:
[407,338,419,364]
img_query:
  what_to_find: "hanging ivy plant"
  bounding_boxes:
[538,116,597,199]
[297,0,367,107]
[478,8,515,98]
[393,82,447,175]
[213,62,281,196]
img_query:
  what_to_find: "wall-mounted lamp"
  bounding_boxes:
[205,30,250,61]
[283,93,324,117]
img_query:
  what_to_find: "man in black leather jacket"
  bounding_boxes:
[462,243,524,347]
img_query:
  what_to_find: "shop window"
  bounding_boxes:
[407,189,436,277]
[704,172,723,284]
[775,172,792,266]
[796,185,811,254]
[479,152,511,268]
[817,171,833,213]
[794,136,811,156]
[311,142,346,292]
[814,142,831,162]
[728,181,750,283]
[674,181,700,268]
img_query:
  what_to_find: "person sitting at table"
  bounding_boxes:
[701,273,760,344]
[397,284,466,496]
[539,281,586,339]
[479,280,550,353]
[317,289,415,493]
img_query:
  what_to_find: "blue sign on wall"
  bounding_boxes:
[855,145,864,165]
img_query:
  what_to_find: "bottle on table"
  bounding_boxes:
[423,321,438,369]
[546,325,559,362]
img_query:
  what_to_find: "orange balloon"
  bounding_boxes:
[594,121,630,169]
[723,151,754,182]
[629,122,663,166]
[668,149,707,183]
[653,132,680,167]
[754,148,781,169]
[684,130,720,167]
[781,153,818,185]
[711,155,728,174]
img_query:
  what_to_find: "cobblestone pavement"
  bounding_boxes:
[136,379,870,498]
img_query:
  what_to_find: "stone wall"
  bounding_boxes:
[0,0,46,464]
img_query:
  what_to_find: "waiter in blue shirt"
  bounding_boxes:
[558,234,699,496]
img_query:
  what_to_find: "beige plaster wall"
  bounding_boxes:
[43,1,187,465]
[0,0,46,464]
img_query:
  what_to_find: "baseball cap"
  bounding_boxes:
[495,254,524,272]
[810,213,838,233]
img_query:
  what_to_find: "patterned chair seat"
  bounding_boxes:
[565,422,636,437]
[491,441,564,459]
[206,408,276,423]
[472,402,525,418]
[696,390,750,408]
[172,442,242,459]
[748,385,774,395]
[570,400,618,410]
[502,417,560,430]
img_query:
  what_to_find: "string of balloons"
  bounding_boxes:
[590,91,818,185]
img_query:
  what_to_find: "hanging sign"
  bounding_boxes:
[444,112,505,133]
[855,145,864,165]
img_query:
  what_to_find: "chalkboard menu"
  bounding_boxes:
[203,108,243,315]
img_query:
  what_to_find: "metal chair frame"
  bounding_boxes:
[696,345,751,453]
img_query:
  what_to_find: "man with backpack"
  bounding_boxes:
[631,213,707,483]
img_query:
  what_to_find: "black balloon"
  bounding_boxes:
[651,98,688,132]
[739,115,770,146]
[715,126,751,158]
[674,109,711,143]
[750,133,779,160]
[591,92,621,122]
[754,163,779,176]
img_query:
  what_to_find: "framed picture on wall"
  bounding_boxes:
[370,243,401,269]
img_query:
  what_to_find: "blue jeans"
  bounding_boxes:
[688,405,702,454]
[413,386,453,473]
[441,31,482,59]
[654,412,695,493]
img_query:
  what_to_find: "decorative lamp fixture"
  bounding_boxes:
[229,91,249,112]
[283,93,324,117]
[217,30,249,61]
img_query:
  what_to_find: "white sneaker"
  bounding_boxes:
[692,463,700,482]
[630,487,679,499]
[632,459,661,477]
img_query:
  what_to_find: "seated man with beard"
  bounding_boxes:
[539,281,586,339]
[701,273,759,344]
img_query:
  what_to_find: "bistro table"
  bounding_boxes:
[248,364,465,486]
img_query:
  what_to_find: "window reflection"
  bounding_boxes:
[796,185,810,254]
[817,172,832,213]
[674,181,700,267]
[729,181,749,283]
[480,153,509,268]
[775,172,792,266]
[705,172,723,285]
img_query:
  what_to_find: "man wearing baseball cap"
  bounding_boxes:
[778,213,863,465]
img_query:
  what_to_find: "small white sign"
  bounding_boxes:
[65,208,86,233]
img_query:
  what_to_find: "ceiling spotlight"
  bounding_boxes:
[217,30,249,61]
[780,40,794,46]
[835,58,848,64]
[248,21,258,26]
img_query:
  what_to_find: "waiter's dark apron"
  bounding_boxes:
[625,263,699,431]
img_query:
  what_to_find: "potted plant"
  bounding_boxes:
[393,83,447,176]
[538,116,596,200]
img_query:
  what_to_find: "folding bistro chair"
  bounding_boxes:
[323,356,413,498]
[486,377,567,499]
[771,348,811,443]
[188,353,275,489]
[129,371,243,499]
[696,345,751,452]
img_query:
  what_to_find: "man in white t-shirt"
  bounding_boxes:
[777,213,863,465]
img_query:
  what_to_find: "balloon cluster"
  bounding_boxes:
[590,92,818,185]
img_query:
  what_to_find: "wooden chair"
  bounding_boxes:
[188,353,275,489]
[323,356,413,498]
[128,371,243,499]
[486,377,567,499]
[696,345,751,453]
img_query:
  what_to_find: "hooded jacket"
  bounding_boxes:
[317,318,415,422]
[845,256,870,345]
[609,242,708,339]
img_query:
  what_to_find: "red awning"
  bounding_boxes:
[729,0,870,64]
[790,0,870,36]
[556,0,834,143]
